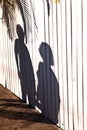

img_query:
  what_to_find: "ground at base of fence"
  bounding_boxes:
[0,85,61,130]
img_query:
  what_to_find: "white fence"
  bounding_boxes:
[0,0,86,130]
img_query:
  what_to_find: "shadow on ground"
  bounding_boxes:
[0,85,61,130]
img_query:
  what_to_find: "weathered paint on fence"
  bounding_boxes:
[0,0,86,130]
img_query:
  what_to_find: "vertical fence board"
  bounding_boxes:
[61,0,69,129]
[77,0,83,130]
[83,0,87,130]
[57,1,64,128]
[66,0,73,129]
[71,0,78,129]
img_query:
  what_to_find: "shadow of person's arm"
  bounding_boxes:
[14,39,21,79]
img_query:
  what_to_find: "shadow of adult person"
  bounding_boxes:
[14,24,35,107]
[36,42,60,124]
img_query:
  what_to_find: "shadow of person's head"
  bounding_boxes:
[39,42,54,65]
[16,24,24,40]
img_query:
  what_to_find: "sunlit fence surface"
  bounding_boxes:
[0,0,86,130]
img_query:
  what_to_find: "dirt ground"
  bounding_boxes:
[0,85,61,130]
